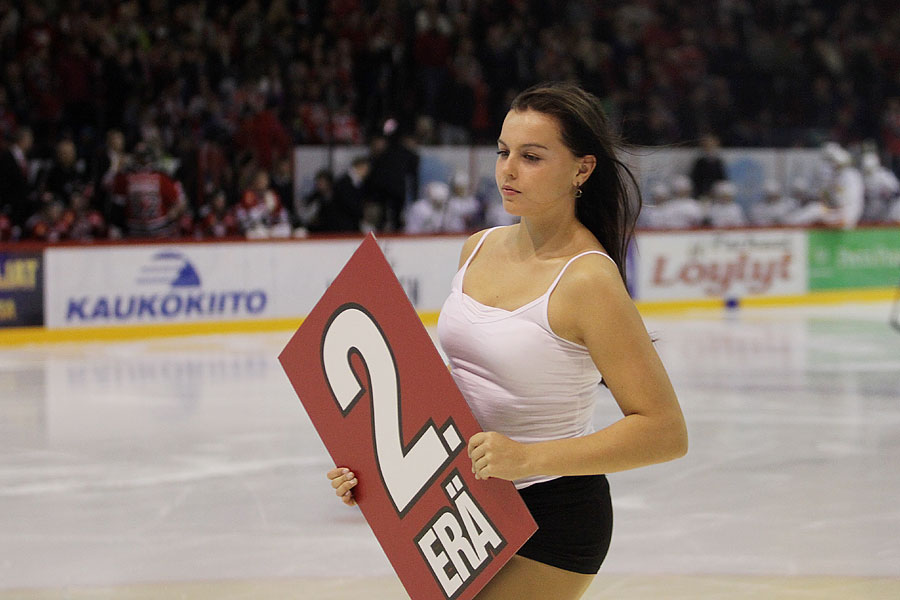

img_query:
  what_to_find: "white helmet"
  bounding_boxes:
[451,170,470,190]
[712,180,737,199]
[671,174,693,196]
[821,141,843,163]
[832,147,852,167]
[425,181,450,204]
[861,151,880,172]
[790,176,808,194]
[649,182,670,203]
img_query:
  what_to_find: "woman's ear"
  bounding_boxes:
[576,155,597,186]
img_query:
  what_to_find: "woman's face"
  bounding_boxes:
[495,109,587,219]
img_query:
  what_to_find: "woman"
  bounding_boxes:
[328,82,688,600]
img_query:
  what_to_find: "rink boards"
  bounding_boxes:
[1,226,898,341]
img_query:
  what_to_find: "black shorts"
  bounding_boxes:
[515,474,613,574]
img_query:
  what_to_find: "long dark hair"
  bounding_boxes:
[509,82,641,289]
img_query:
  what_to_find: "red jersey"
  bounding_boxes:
[65,208,107,241]
[235,189,290,235]
[113,170,184,238]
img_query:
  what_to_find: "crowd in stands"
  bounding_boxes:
[2,0,900,242]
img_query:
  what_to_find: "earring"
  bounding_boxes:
[574,186,583,199]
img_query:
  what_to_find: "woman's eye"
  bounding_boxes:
[496,150,509,157]
[524,154,540,162]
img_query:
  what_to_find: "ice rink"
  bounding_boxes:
[1,300,899,599]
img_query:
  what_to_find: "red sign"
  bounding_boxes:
[278,234,536,600]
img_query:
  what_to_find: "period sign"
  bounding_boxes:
[278,234,536,600]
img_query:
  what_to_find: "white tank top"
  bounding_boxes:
[436,227,614,489]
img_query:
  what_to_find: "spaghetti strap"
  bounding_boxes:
[460,226,505,273]
[546,251,616,296]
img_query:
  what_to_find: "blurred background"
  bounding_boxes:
[1,0,899,241]
[1,2,899,599]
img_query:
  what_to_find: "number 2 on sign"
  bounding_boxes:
[322,304,464,516]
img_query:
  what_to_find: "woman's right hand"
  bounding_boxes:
[327,467,358,506]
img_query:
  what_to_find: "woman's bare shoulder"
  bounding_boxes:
[457,227,509,268]
[555,251,627,304]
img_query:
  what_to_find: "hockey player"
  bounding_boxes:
[750,179,798,226]
[888,197,900,223]
[822,146,864,229]
[641,176,704,229]
[860,151,899,223]
[637,182,670,229]
[782,176,830,226]
[705,180,747,228]
[404,178,478,234]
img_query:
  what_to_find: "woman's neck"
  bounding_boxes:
[514,211,585,260]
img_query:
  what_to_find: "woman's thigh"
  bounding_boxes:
[473,555,595,600]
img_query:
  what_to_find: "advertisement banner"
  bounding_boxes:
[0,251,44,327]
[279,235,536,600]
[43,237,465,329]
[808,228,900,290]
[635,229,807,300]
[44,244,281,329]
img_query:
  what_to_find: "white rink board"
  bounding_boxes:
[634,229,808,300]
[43,236,465,329]
[41,229,816,330]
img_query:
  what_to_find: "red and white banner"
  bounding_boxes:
[278,234,536,600]
[634,229,807,300]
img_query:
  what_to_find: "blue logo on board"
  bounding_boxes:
[65,250,267,323]
[136,251,202,287]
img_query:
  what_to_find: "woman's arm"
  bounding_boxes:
[468,255,687,480]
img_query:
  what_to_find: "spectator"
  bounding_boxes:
[690,134,728,199]
[368,124,420,232]
[705,180,746,228]
[235,168,292,239]
[4,1,900,242]
[0,213,12,241]
[436,70,476,145]
[270,157,297,226]
[234,92,291,172]
[299,169,334,233]
[37,139,90,209]
[111,143,187,239]
[25,196,69,242]
[91,129,127,225]
[360,201,383,236]
[198,189,239,239]
[65,186,107,241]
[321,156,370,233]
[0,126,34,233]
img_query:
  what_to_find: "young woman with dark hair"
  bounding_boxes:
[329,82,687,599]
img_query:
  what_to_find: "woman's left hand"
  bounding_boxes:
[467,431,531,481]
